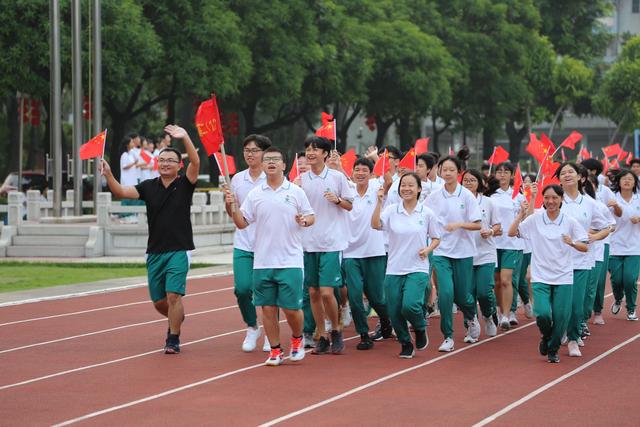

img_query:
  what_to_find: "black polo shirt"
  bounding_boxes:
[135,174,196,254]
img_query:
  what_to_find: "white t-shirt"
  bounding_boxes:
[151,149,160,178]
[421,179,443,199]
[518,211,588,285]
[561,193,610,269]
[231,169,266,252]
[610,192,640,256]
[380,202,442,275]
[343,180,386,259]
[240,180,314,269]
[491,187,526,251]
[473,194,499,266]
[591,199,616,262]
[131,147,142,182]
[120,151,138,186]
[425,184,482,259]
[301,166,356,252]
[140,149,154,182]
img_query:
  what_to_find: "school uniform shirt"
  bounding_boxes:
[384,179,431,207]
[596,185,616,247]
[472,194,499,266]
[421,179,443,200]
[591,198,616,262]
[491,187,526,251]
[131,147,142,182]
[301,166,356,252]
[561,193,610,269]
[240,179,314,269]
[518,210,588,285]
[120,151,138,186]
[380,202,442,275]
[425,183,482,259]
[230,169,266,252]
[609,192,640,256]
[343,180,386,259]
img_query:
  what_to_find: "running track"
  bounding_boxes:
[1,273,638,426]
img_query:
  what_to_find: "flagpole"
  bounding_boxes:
[101,129,107,159]
[333,119,337,151]
[295,153,300,180]
[220,143,231,187]
[488,146,497,176]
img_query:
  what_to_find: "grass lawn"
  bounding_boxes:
[0,262,213,293]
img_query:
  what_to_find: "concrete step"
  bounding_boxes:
[6,245,86,258]
[18,224,91,236]
[12,235,87,246]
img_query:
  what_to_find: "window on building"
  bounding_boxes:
[634,0,640,14]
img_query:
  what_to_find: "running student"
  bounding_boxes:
[372,172,441,358]
[301,136,355,355]
[608,169,640,322]
[224,134,272,353]
[462,169,501,339]
[343,158,392,350]
[226,147,315,366]
[509,184,588,363]
[426,156,482,352]
[489,162,527,330]
[101,124,200,354]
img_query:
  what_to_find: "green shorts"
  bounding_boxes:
[496,249,523,272]
[146,251,190,302]
[304,251,342,288]
[253,268,304,310]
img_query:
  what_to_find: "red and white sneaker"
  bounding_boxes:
[265,348,283,366]
[289,336,305,362]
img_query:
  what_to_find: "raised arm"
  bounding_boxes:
[164,124,200,184]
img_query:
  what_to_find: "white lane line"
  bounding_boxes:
[0,270,233,308]
[50,334,360,427]
[472,332,640,427]
[0,305,237,354]
[0,286,234,327]
[0,321,283,391]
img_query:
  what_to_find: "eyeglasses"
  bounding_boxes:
[262,157,283,163]
[158,158,180,164]
[243,148,263,154]
[462,178,478,184]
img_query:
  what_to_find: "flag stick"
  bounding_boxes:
[101,129,107,159]
[488,146,497,176]
[295,152,300,180]
[333,119,337,151]
[219,144,232,188]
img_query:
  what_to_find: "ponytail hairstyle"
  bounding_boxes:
[577,163,595,198]
[456,145,470,171]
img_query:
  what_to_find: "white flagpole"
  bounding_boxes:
[333,119,337,151]
[488,146,497,176]
[101,129,107,159]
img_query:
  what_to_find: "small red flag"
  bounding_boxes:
[534,175,560,209]
[617,150,629,162]
[140,150,152,164]
[79,130,107,160]
[152,156,159,171]
[512,164,522,200]
[541,156,560,177]
[560,131,582,150]
[195,95,225,156]
[488,146,510,165]
[626,152,634,165]
[340,149,357,178]
[415,138,430,155]
[611,158,621,169]
[373,149,390,177]
[579,147,591,160]
[602,143,622,159]
[449,146,455,156]
[288,155,299,181]
[213,152,236,175]
[321,112,333,125]
[561,149,567,162]
[523,186,532,203]
[398,148,416,171]
[315,120,336,141]
[527,133,555,163]
[603,158,609,175]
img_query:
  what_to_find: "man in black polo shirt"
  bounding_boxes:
[101,124,200,354]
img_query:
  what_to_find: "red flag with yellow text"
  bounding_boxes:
[195,95,224,156]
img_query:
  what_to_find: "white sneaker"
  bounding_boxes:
[524,303,533,319]
[568,340,582,357]
[341,305,352,328]
[438,337,455,352]
[577,337,585,347]
[508,311,519,326]
[628,311,638,321]
[289,337,305,362]
[593,313,605,325]
[452,304,458,314]
[484,316,497,337]
[561,333,568,346]
[611,300,622,315]
[263,335,271,352]
[464,331,478,343]
[242,326,261,352]
[324,319,332,333]
[468,317,481,340]
[500,316,510,331]
[265,349,283,366]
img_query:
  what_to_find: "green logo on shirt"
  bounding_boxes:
[460,203,465,209]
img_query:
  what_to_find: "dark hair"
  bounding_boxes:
[120,134,134,154]
[304,136,332,157]
[554,162,588,195]
[630,158,640,167]
[495,162,515,174]
[159,147,181,162]
[243,134,272,150]
[398,172,422,201]
[524,173,536,183]
[428,151,441,162]
[263,146,286,164]
[481,164,490,171]
[456,145,470,170]
[126,132,139,140]
[611,168,639,194]
[576,163,595,198]
[438,155,462,172]
[297,151,306,158]
[542,184,564,209]
[379,145,402,160]
[484,176,501,196]
[587,173,599,190]
[417,153,436,170]
[354,157,374,172]
[581,158,603,176]
[461,169,486,194]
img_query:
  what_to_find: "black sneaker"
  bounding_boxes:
[539,337,548,356]
[164,334,180,354]
[371,318,393,341]
[312,336,330,354]
[415,329,428,351]
[330,330,345,354]
[547,352,559,363]
[356,333,374,350]
[399,342,415,359]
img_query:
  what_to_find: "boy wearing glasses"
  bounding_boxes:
[226,147,315,366]
[224,134,273,353]
[101,124,200,354]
